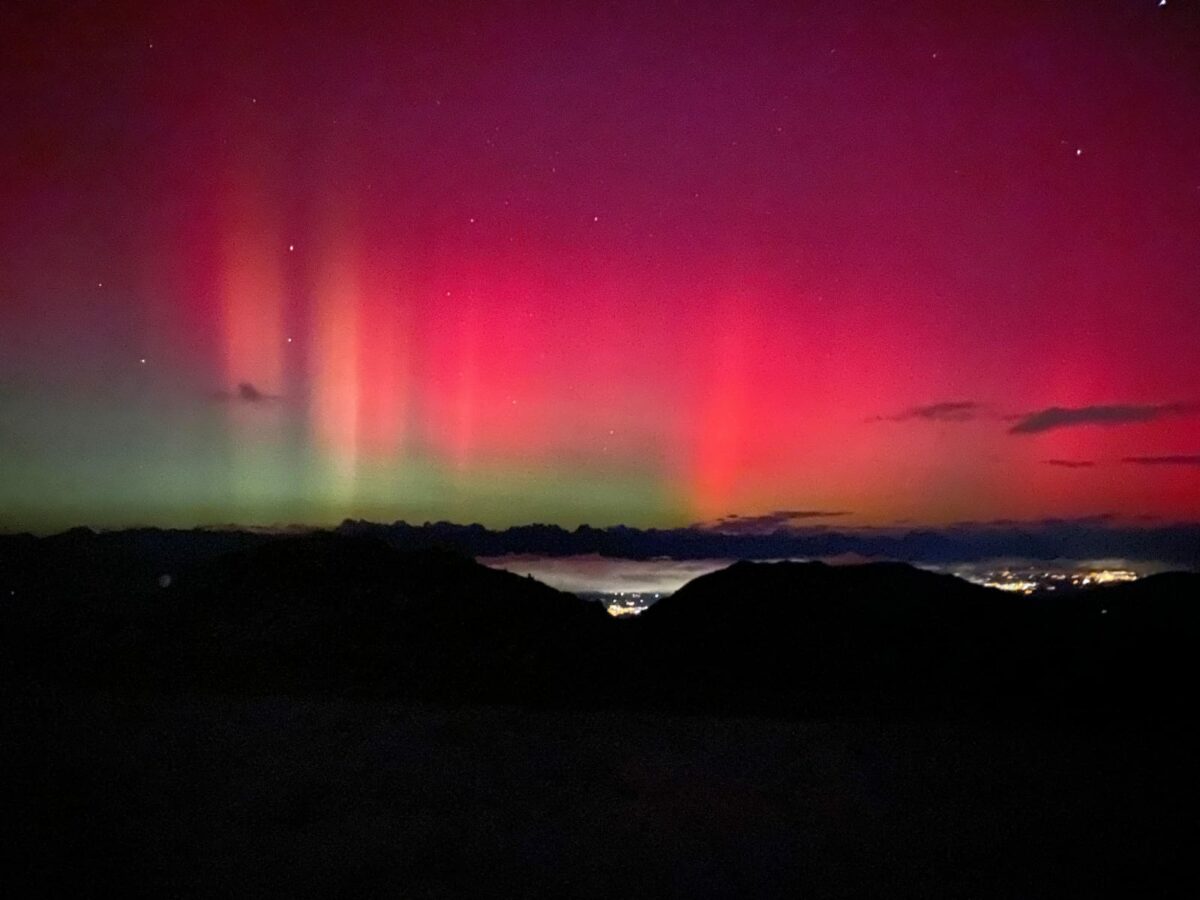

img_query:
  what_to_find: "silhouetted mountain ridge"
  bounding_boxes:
[2,531,1197,715]
[5,515,1200,566]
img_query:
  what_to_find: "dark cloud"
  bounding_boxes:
[976,513,1117,527]
[872,401,982,424]
[704,510,853,534]
[1009,403,1193,435]
[213,382,281,404]
[1122,455,1200,467]
[1045,459,1096,469]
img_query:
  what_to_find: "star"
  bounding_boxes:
[1075,148,1083,156]
[288,244,295,252]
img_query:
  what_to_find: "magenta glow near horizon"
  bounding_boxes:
[2,1,1198,531]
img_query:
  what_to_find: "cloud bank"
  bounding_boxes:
[1009,403,1193,435]
[1122,455,1200,467]
[213,382,282,404]
[704,510,853,534]
[874,401,982,423]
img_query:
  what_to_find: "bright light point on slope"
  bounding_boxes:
[139,358,146,364]
[288,244,294,251]
[1076,148,1083,156]
[1091,570,1137,584]
[982,579,1039,593]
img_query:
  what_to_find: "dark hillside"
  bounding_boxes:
[1,533,614,704]
[2,532,1197,716]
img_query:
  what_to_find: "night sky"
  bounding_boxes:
[2,0,1198,531]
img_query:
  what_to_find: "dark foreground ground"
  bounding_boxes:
[3,692,1193,899]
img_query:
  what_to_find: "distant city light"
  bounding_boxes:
[963,567,1139,593]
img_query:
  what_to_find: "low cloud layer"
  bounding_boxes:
[1009,403,1193,435]
[1045,459,1096,469]
[479,554,731,596]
